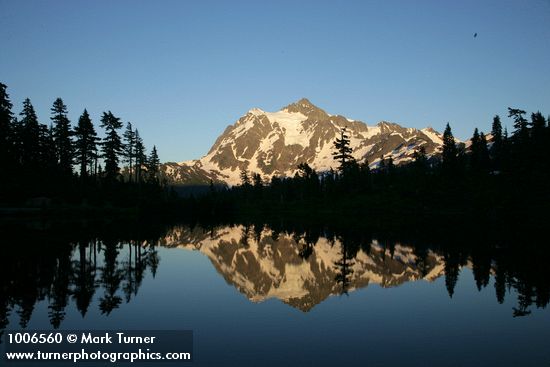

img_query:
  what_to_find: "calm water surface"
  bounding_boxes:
[1,222,549,366]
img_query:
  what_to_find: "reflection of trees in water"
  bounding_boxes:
[99,238,124,315]
[73,238,97,317]
[295,227,320,260]
[333,244,354,295]
[264,224,550,315]
[1,222,549,339]
[0,223,164,337]
[48,243,72,328]
[490,245,550,318]
[436,240,550,317]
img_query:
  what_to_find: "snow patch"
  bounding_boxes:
[264,110,308,147]
[421,128,443,145]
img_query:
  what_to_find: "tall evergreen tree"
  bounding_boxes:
[51,98,73,175]
[479,132,490,172]
[530,112,547,170]
[490,115,503,170]
[19,98,41,168]
[123,122,136,182]
[470,128,481,170]
[491,115,503,141]
[530,112,546,141]
[332,127,355,174]
[508,108,529,143]
[0,83,14,167]
[501,127,511,171]
[134,129,146,183]
[39,124,57,171]
[10,117,23,166]
[100,111,123,180]
[508,108,530,170]
[74,110,99,178]
[442,123,457,171]
[146,145,160,183]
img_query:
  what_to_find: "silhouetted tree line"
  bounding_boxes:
[187,109,550,232]
[0,219,167,340]
[0,82,177,215]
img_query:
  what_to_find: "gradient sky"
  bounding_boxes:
[1,0,549,162]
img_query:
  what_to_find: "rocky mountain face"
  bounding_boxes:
[161,225,445,312]
[161,98,446,186]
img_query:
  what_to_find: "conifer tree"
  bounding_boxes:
[479,132,490,172]
[491,115,503,171]
[19,98,41,168]
[470,128,481,170]
[332,127,355,174]
[74,110,98,178]
[530,112,546,142]
[100,111,123,180]
[146,145,160,183]
[123,122,136,182]
[500,127,511,172]
[492,115,503,140]
[0,83,14,167]
[442,123,457,172]
[51,98,73,175]
[508,108,528,143]
[10,117,23,166]
[530,112,547,170]
[134,129,146,183]
[39,124,57,171]
[508,108,531,170]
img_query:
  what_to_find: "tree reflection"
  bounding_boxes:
[333,242,354,295]
[0,220,549,338]
[72,238,98,317]
[444,252,461,298]
[0,220,169,337]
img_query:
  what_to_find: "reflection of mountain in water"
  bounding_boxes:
[1,222,549,337]
[162,225,445,311]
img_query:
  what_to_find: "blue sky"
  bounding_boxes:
[1,0,549,162]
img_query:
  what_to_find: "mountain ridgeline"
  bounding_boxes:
[161,98,445,186]
[184,103,550,232]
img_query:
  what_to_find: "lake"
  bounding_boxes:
[1,221,549,366]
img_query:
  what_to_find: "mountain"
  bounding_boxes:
[161,98,446,186]
[160,225,445,312]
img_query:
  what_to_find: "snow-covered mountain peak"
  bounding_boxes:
[282,98,329,118]
[284,97,316,110]
[161,99,447,186]
[247,107,265,116]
